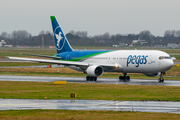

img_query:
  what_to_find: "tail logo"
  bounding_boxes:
[54,26,65,50]
[55,32,62,47]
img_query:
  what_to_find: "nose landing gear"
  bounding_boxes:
[119,73,130,82]
[158,72,165,83]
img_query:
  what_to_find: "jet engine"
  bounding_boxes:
[86,65,104,77]
[143,72,161,77]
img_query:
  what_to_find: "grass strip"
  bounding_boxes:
[0,110,180,120]
[0,81,180,101]
[0,62,50,66]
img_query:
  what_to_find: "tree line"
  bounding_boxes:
[0,30,180,47]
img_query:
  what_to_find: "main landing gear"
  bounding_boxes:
[86,76,97,81]
[119,73,130,82]
[158,72,165,83]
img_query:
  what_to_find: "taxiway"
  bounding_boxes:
[0,75,180,86]
[1,99,180,114]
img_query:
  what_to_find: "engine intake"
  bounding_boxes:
[86,65,104,77]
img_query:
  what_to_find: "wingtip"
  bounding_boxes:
[50,16,56,23]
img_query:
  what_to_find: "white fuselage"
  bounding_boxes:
[81,50,173,74]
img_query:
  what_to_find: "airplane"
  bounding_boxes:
[131,38,148,46]
[7,16,174,83]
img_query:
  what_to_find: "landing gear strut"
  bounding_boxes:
[158,72,165,83]
[86,76,97,81]
[119,73,130,82]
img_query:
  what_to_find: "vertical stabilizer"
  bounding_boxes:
[51,16,73,53]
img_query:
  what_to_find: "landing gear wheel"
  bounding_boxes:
[86,76,97,81]
[86,76,90,81]
[119,73,130,82]
[94,77,97,81]
[90,77,94,81]
[158,78,164,83]
[127,76,130,80]
[119,76,123,80]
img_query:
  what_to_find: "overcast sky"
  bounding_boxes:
[0,0,180,37]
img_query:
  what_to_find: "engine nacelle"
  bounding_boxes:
[143,72,161,77]
[86,65,104,77]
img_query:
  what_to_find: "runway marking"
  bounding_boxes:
[99,101,127,107]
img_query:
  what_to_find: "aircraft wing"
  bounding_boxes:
[7,57,119,68]
[20,53,61,59]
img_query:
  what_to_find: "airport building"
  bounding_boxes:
[0,40,13,48]
[0,40,6,47]
[167,43,180,48]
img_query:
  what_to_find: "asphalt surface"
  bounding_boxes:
[0,75,180,86]
[1,99,180,113]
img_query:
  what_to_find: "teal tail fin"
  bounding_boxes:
[50,16,73,53]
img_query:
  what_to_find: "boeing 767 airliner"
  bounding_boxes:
[8,16,174,83]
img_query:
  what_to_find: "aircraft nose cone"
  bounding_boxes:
[166,60,174,70]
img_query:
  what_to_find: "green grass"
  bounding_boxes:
[0,71,86,77]
[0,110,180,120]
[0,81,180,101]
[0,62,50,66]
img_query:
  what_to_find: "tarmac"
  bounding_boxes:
[0,75,180,86]
[1,99,180,114]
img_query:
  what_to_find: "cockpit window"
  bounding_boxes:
[159,56,171,60]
